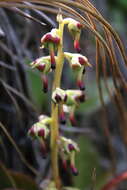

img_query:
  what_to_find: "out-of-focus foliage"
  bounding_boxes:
[0,162,38,190]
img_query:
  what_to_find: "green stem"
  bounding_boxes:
[50,15,64,189]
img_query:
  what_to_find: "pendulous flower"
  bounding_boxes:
[28,122,49,139]
[64,52,91,90]
[30,56,51,73]
[41,28,60,69]
[28,121,50,158]
[63,18,83,52]
[58,136,79,175]
[30,56,53,92]
[52,88,85,125]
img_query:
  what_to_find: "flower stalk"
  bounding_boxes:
[50,13,64,189]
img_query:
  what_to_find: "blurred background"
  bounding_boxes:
[0,0,127,190]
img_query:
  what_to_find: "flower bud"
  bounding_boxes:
[30,56,51,74]
[60,136,79,154]
[64,52,91,90]
[59,136,79,176]
[70,164,79,176]
[41,30,60,45]
[41,75,48,93]
[66,90,85,105]
[38,128,45,137]
[70,150,79,176]
[52,88,67,104]
[74,39,81,53]
[50,46,56,70]
[64,52,91,69]
[68,143,75,151]
[41,29,60,69]
[64,18,83,52]
[76,80,85,91]
[28,122,49,140]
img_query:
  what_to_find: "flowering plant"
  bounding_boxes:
[28,13,91,190]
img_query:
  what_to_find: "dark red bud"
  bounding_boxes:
[41,34,52,43]
[78,57,85,65]
[41,34,60,44]
[41,75,48,93]
[74,40,81,53]
[37,64,45,72]
[68,144,75,151]
[33,59,45,71]
[70,164,79,176]
[77,80,85,91]
[77,23,83,29]
[55,94,62,103]
[69,114,77,126]
[59,111,66,124]
[38,129,45,137]
[62,160,67,170]
[50,50,56,70]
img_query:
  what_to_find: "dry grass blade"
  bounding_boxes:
[7,7,46,26]
[0,162,17,189]
[1,80,21,121]
[0,79,37,113]
[0,61,16,71]
[0,122,39,176]
[75,0,127,149]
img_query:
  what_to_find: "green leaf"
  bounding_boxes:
[27,69,48,110]
[78,78,114,114]
[74,137,104,189]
